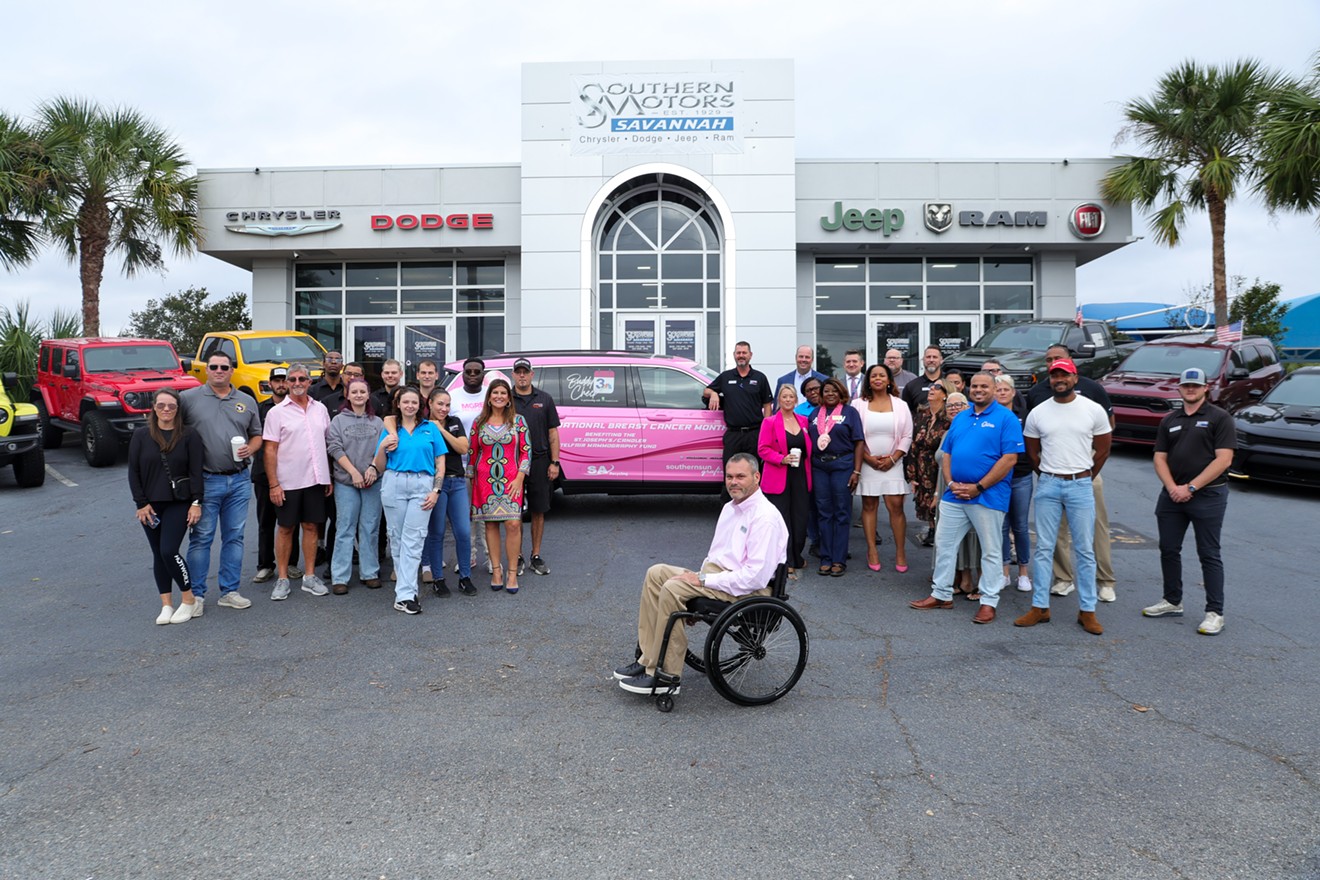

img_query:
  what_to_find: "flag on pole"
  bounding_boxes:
[1074,306,1084,327]
[1214,320,1243,343]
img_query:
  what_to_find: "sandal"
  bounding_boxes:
[818,565,832,576]
[830,564,846,577]
[490,565,505,592]
[506,576,520,595]
[964,591,981,601]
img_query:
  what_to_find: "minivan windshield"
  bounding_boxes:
[1117,345,1225,377]
[83,344,180,373]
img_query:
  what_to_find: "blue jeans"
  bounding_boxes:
[813,458,853,566]
[331,481,382,585]
[1001,472,1034,566]
[381,471,433,603]
[1032,475,1097,611]
[930,499,1005,604]
[425,476,472,579]
[187,470,252,598]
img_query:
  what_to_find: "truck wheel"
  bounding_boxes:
[83,411,118,467]
[13,446,45,487]
[34,399,63,449]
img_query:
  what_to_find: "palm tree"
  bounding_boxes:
[1101,60,1285,331]
[31,97,200,336]
[1258,55,1320,225]
[0,112,46,270]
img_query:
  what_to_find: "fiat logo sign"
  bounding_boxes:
[1069,203,1105,239]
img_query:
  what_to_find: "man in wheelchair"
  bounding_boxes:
[614,453,788,695]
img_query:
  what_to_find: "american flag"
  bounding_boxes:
[1215,320,1243,343]
[1074,306,1084,327]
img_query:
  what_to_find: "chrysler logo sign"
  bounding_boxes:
[1069,203,1105,238]
[225,208,342,237]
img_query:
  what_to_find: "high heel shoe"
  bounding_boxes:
[867,561,882,572]
[506,577,520,595]
[894,564,909,573]
[490,565,505,592]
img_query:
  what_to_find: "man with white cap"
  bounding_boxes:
[1142,367,1236,635]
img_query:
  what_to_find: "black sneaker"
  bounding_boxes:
[613,661,646,681]
[529,555,550,576]
[921,528,935,547]
[394,599,422,615]
[432,579,451,597]
[457,577,477,596]
[516,555,526,576]
[618,672,680,695]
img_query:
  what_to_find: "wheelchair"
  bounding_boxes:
[644,564,808,713]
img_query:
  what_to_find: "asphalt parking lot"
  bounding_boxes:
[1,442,1317,879]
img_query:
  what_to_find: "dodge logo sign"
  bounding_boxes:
[1069,203,1105,239]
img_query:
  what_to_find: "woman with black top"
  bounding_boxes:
[424,388,475,596]
[127,388,204,625]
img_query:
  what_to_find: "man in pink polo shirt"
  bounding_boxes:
[262,362,334,601]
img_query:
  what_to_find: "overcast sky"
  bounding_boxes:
[3,0,1318,333]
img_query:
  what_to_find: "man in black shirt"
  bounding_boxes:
[511,358,561,577]
[1143,367,1236,635]
[1026,343,1118,602]
[901,345,947,412]
[371,358,404,416]
[308,350,344,404]
[251,367,299,582]
[703,341,773,479]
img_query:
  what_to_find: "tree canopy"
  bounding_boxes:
[123,287,250,357]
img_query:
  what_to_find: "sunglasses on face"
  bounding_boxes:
[154,403,178,410]
[324,357,343,362]
[289,377,311,384]
[208,364,232,372]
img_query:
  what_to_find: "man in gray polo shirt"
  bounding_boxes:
[180,351,263,615]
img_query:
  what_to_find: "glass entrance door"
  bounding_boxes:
[346,318,452,389]
[616,313,703,360]
[871,316,978,373]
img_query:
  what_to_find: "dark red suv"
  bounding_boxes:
[1102,334,1285,445]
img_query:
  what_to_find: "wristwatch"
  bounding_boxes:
[974,482,985,494]
[1188,483,1198,494]
[550,460,560,466]
[698,572,707,586]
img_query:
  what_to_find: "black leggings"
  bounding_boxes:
[142,501,192,596]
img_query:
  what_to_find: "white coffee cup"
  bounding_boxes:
[786,448,801,467]
[231,435,246,462]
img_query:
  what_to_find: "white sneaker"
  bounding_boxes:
[218,591,252,609]
[1050,582,1075,597]
[301,574,329,596]
[1197,612,1225,635]
[271,578,291,601]
[169,602,196,624]
[192,596,204,617]
[1142,599,1184,617]
[1097,585,1117,603]
[1001,574,1011,589]
[155,605,174,625]
[1017,576,1032,593]
[253,567,274,583]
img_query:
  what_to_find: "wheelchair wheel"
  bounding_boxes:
[704,598,808,706]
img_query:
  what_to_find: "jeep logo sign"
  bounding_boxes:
[1069,203,1105,239]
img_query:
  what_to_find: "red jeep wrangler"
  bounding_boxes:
[33,338,200,467]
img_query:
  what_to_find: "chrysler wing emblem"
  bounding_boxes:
[224,222,343,237]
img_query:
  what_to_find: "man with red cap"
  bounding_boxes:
[1016,356,1112,635]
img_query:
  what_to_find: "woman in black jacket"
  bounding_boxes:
[127,388,205,624]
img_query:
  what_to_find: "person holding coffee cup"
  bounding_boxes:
[758,384,813,578]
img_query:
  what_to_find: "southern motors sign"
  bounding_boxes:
[569,73,743,156]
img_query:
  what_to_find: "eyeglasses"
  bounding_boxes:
[289,377,311,384]
[208,364,232,372]
[324,356,343,362]
[463,368,483,376]
[154,403,178,410]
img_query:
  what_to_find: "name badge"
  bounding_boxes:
[1196,420,1209,428]
[1169,425,1182,433]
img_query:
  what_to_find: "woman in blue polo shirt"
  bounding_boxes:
[370,387,447,615]
[808,378,864,577]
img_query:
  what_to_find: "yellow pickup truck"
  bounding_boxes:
[1,374,44,487]
[183,331,326,402]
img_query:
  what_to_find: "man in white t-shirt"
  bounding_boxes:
[447,357,494,573]
[1015,358,1112,635]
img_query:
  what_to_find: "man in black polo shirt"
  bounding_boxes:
[901,345,946,412]
[308,350,344,404]
[252,367,300,583]
[1143,367,1236,636]
[1026,343,1119,602]
[703,341,773,479]
[511,357,561,577]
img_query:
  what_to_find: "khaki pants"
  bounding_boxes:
[637,562,770,677]
[1051,473,1116,588]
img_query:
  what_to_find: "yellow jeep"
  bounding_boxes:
[0,375,44,487]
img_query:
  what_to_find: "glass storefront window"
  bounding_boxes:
[926,260,979,283]
[662,282,703,309]
[456,288,505,313]
[816,314,864,377]
[456,262,505,286]
[815,285,865,311]
[297,290,341,315]
[984,285,1034,311]
[661,253,703,279]
[346,262,398,287]
[616,254,658,280]
[457,315,504,358]
[816,260,865,283]
[401,263,454,286]
[870,285,922,312]
[869,259,922,282]
[926,285,980,311]
[295,264,341,287]
[345,290,399,314]
[984,258,1033,282]
[295,318,342,353]
[401,289,454,313]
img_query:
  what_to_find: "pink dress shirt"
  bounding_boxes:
[261,396,332,490]
[702,489,789,596]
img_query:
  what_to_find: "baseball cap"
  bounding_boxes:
[1048,358,1078,375]
[269,366,289,380]
[512,357,533,371]
[1179,367,1208,386]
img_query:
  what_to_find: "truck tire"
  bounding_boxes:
[83,411,118,467]
[34,399,63,449]
[13,446,45,487]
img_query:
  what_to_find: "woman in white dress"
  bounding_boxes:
[851,363,914,572]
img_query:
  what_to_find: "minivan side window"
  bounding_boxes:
[558,365,629,408]
[637,366,709,410]
[525,367,563,401]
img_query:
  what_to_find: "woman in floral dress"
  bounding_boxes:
[467,379,531,593]
[904,381,952,547]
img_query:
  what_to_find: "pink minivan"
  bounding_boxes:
[443,351,726,494]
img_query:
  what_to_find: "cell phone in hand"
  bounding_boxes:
[148,513,160,529]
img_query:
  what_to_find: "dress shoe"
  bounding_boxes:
[1077,611,1104,635]
[909,596,953,610]
[331,583,349,595]
[361,577,382,589]
[972,604,995,624]
[1014,606,1051,627]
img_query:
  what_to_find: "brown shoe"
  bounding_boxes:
[361,578,382,589]
[331,583,349,595]
[909,596,954,610]
[972,604,995,624]
[1014,606,1052,627]
[1077,610,1104,635]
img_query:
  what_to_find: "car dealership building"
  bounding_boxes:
[197,59,1134,380]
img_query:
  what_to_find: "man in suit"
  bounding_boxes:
[841,350,865,401]
[777,345,827,398]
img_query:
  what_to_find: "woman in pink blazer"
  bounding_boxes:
[759,384,813,577]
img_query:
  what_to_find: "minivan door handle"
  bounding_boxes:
[645,413,673,422]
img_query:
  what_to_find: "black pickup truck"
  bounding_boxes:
[944,320,1136,386]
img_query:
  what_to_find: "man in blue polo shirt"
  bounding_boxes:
[909,372,1024,623]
